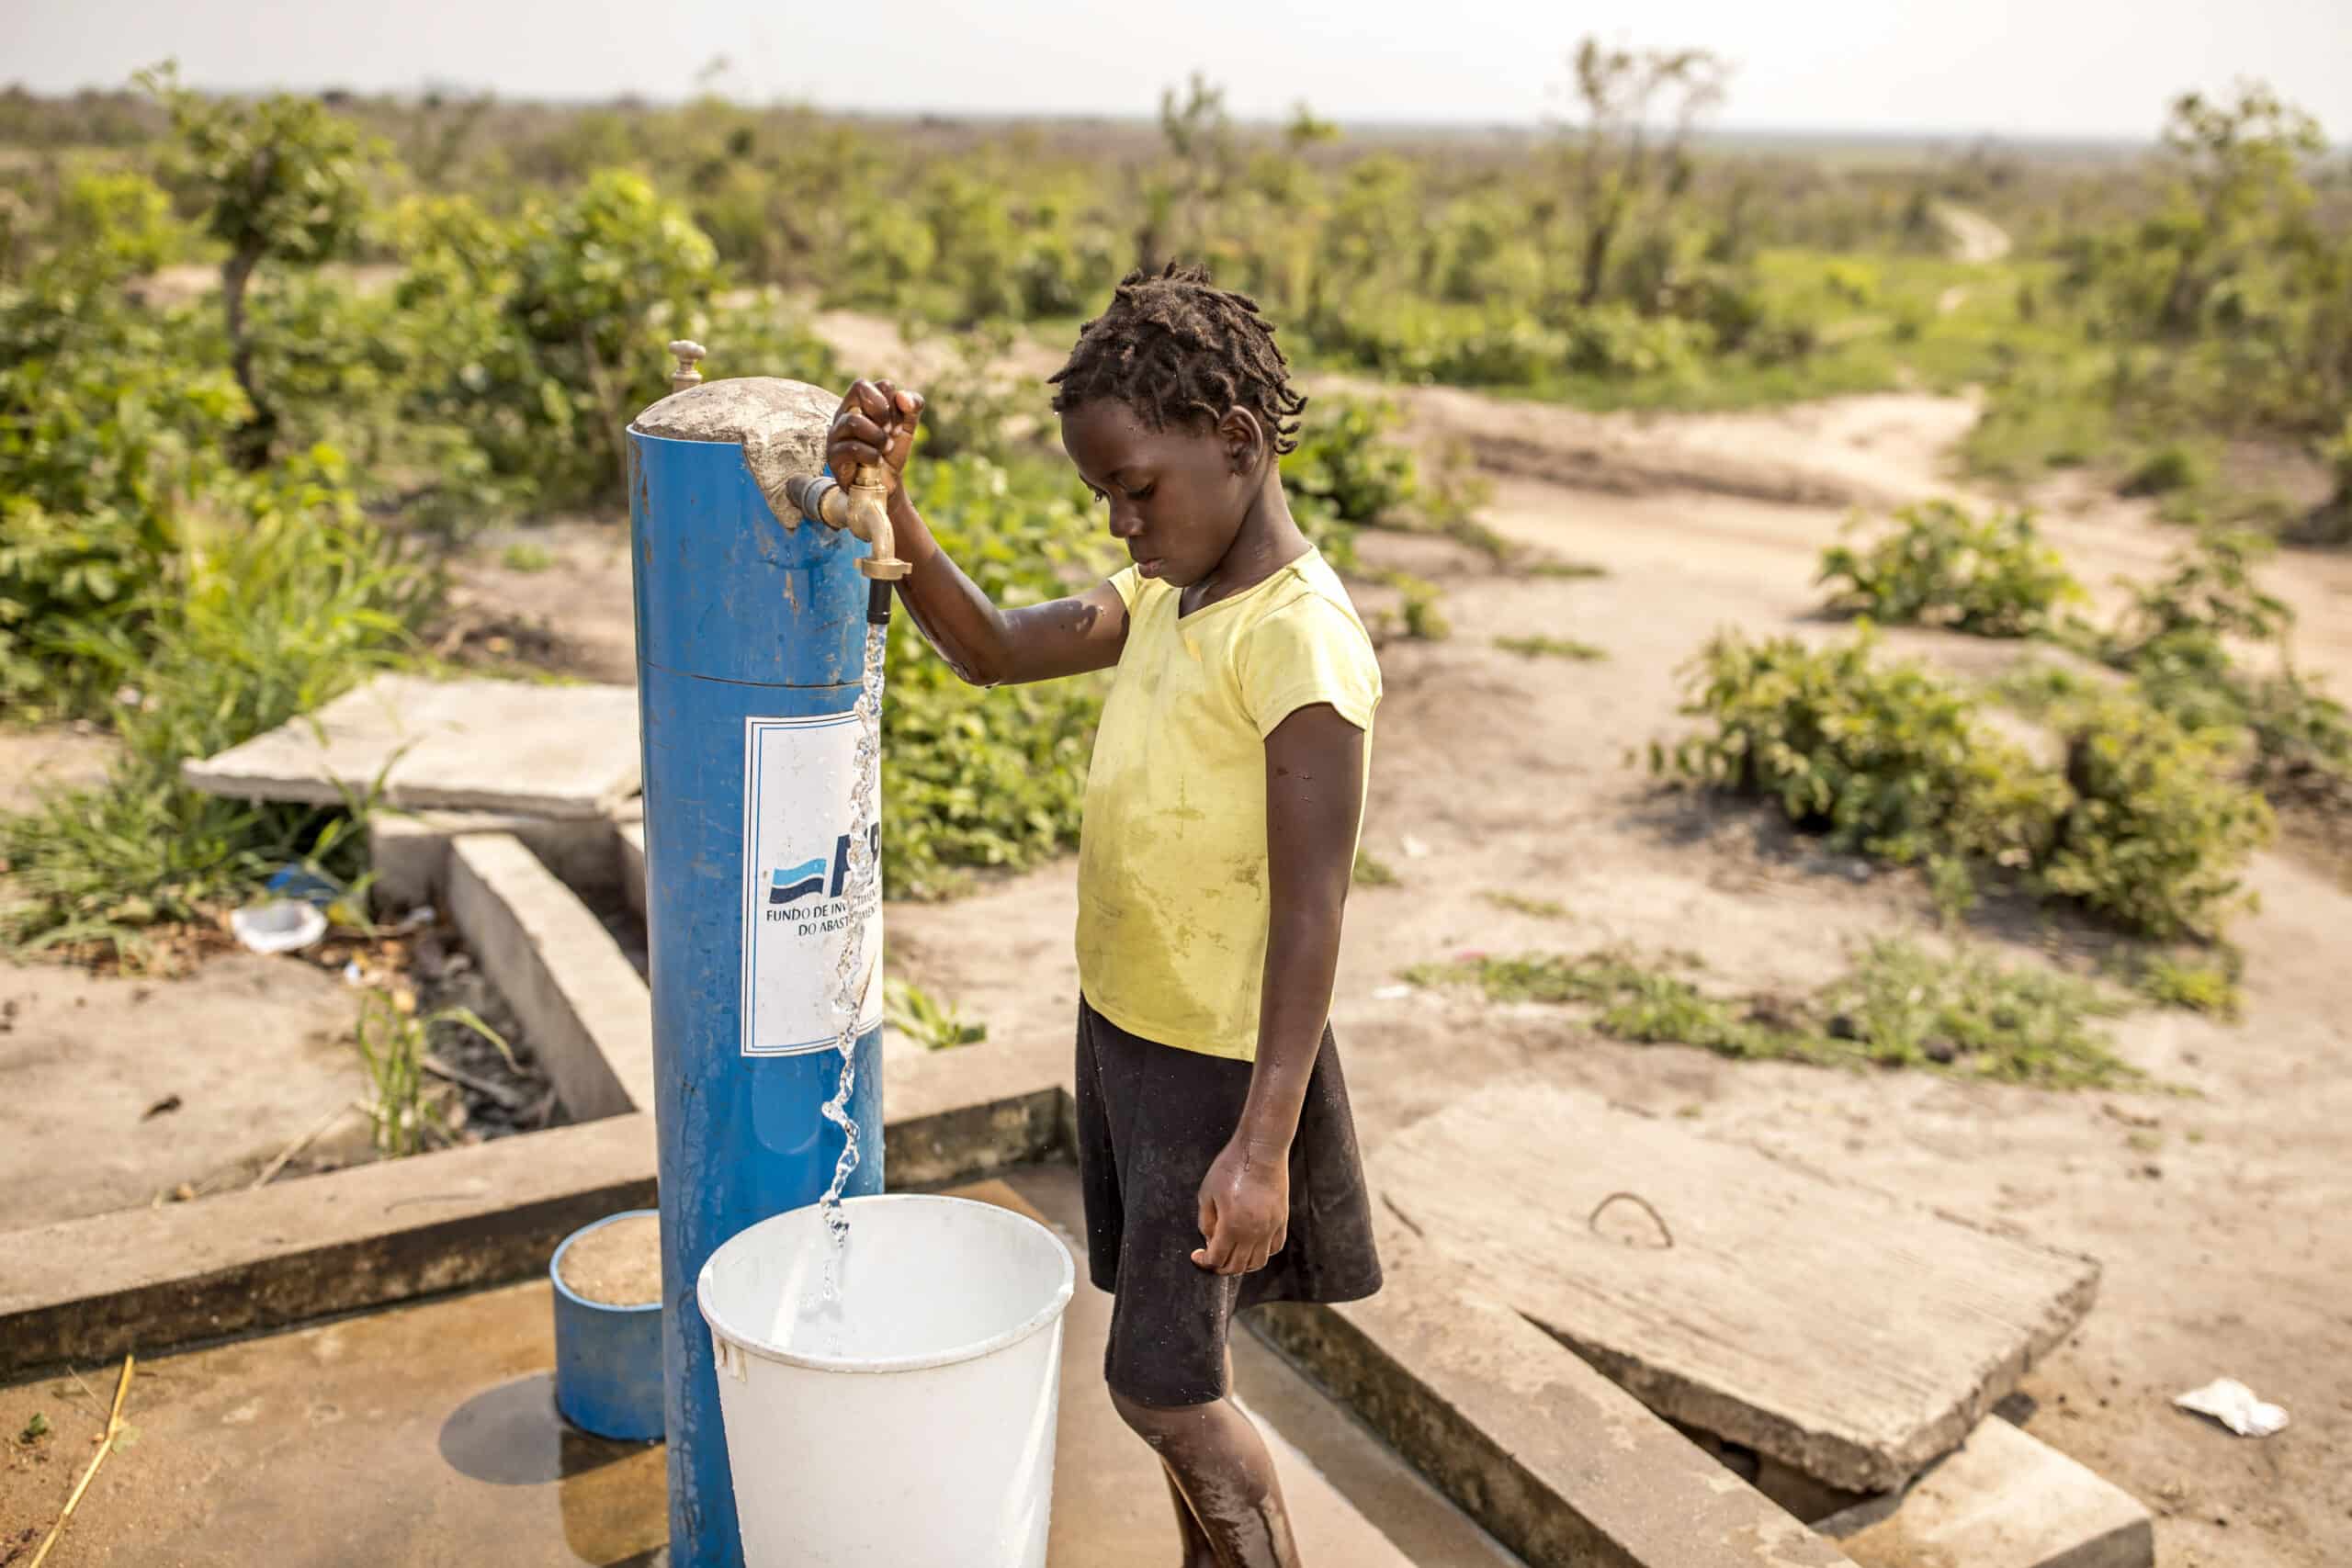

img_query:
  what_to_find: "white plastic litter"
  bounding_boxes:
[230,899,327,955]
[395,904,436,931]
[2173,1377,2289,1437]
[1400,834,1432,859]
[1373,983,1413,1000]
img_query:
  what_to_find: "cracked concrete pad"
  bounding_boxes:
[1821,1415,2154,1568]
[1375,1080,2101,1494]
[182,674,639,819]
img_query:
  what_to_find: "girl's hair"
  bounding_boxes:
[1047,261,1307,456]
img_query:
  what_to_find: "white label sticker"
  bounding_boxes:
[741,713,883,1056]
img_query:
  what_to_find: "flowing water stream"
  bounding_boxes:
[814,620,888,1303]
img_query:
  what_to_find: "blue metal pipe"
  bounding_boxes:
[628,394,887,1566]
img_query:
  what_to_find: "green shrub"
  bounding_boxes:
[2,447,432,962]
[881,453,1109,898]
[1652,628,2063,877]
[1655,627,2272,939]
[2120,442,2208,497]
[1555,302,1713,379]
[2099,530,2351,803]
[1282,395,1418,526]
[387,176,837,516]
[2125,950,2243,1017]
[1816,500,2084,637]
[0,256,248,719]
[2045,698,2273,939]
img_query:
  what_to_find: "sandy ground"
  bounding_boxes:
[6,326,2347,1563]
[0,955,379,1222]
[0,726,117,818]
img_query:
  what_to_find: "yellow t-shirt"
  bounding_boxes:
[1076,547,1381,1061]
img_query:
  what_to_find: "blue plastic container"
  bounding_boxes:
[550,1209,664,1441]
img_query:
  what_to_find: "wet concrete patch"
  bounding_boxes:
[0,1171,1465,1567]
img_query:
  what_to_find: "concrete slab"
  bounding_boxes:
[447,834,654,1121]
[0,954,369,1228]
[1819,1416,2154,1568]
[1374,1081,2100,1493]
[1253,1206,1858,1568]
[0,1177,1430,1568]
[0,1113,659,1381]
[183,674,639,820]
[0,1079,1069,1382]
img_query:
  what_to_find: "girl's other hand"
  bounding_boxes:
[827,378,925,497]
[1192,1136,1289,1277]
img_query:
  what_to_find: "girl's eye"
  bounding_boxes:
[1131,484,1155,502]
[1087,489,1105,505]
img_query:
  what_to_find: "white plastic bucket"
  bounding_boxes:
[696,1193,1077,1567]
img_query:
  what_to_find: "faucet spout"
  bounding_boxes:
[842,468,909,584]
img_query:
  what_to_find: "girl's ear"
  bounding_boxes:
[1217,406,1263,477]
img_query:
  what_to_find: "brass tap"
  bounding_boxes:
[778,466,910,581]
[841,464,909,581]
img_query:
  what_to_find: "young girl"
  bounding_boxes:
[826,262,1382,1568]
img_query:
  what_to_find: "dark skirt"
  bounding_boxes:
[1073,997,1383,1407]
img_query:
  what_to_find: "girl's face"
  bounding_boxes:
[1059,398,1261,589]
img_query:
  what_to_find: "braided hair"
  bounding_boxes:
[1047,262,1308,457]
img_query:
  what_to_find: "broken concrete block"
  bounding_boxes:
[446,834,653,1122]
[1819,1415,2153,1568]
[369,808,624,914]
[184,674,639,819]
[1376,1081,2101,1493]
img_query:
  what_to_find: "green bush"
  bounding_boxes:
[1655,627,2273,938]
[1816,500,2084,637]
[390,178,839,514]
[0,265,247,719]
[2,446,432,961]
[1652,628,2063,877]
[2044,698,2273,939]
[2120,442,2208,497]
[2099,530,2351,802]
[1282,395,1418,526]
[881,453,1109,898]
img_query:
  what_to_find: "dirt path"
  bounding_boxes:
[1935,203,2015,265]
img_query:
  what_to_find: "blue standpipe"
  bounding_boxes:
[628,374,887,1566]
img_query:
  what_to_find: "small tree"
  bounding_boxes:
[141,65,383,467]
[2150,85,2324,334]
[1138,73,1238,271]
[1553,38,1730,308]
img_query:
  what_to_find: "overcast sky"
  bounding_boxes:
[6,0,2346,142]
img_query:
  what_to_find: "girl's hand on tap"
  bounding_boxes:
[828,378,925,498]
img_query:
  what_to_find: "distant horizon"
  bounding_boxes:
[0,80,2185,157]
[7,0,2346,146]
